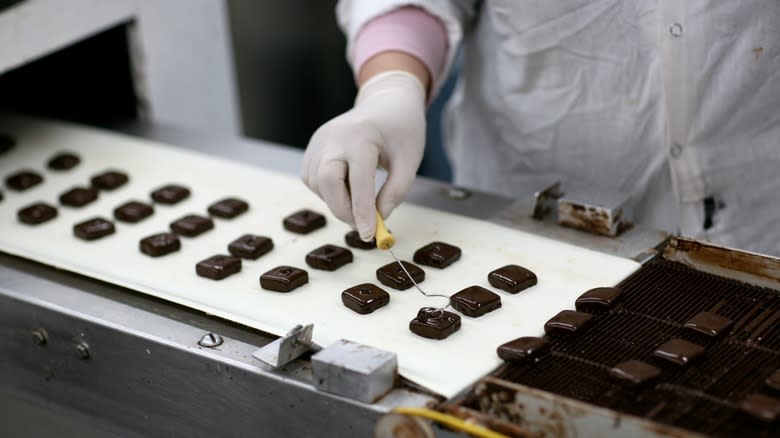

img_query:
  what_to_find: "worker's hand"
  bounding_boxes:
[302,70,426,241]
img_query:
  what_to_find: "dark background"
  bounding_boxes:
[0,0,455,180]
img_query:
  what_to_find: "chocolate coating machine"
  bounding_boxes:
[1,117,777,438]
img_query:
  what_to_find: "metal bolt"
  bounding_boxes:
[446,187,471,200]
[198,333,223,348]
[670,143,683,158]
[32,328,48,346]
[76,342,90,360]
[669,23,683,37]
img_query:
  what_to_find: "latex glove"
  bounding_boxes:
[302,70,426,241]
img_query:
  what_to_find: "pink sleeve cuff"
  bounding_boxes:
[353,6,448,87]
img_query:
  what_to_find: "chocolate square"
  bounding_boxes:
[739,393,780,422]
[114,201,154,223]
[196,254,242,280]
[140,233,181,257]
[341,283,390,314]
[766,369,780,391]
[208,197,249,218]
[497,337,551,363]
[6,170,43,191]
[413,241,462,269]
[283,209,326,234]
[18,202,58,225]
[0,133,14,153]
[260,266,308,292]
[59,187,99,207]
[170,214,214,237]
[91,170,128,190]
[575,287,623,313]
[544,310,592,336]
[609,360,661,386]
[73,217,115,241]
[47,152,80,170]
[376,261,425,291]
[344,230,376,249]
[409,307,461,340]
[683,311,733,337]
[653,338,705,365]
[306,244,354,271]
[450,286,501,317]
[151,184,190,204]
[488,264,537,294]
[228,234,273,259]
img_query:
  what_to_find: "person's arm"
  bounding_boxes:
[302,7,446,240]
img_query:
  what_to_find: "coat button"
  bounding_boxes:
[670,143,683,157]
[669,23,683,37]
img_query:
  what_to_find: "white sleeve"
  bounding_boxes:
[336,0,479,97]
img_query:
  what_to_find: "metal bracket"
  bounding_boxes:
[531,180,563,220]
[252,324,318,369]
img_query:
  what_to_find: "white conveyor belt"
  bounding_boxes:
[0,117,639,398]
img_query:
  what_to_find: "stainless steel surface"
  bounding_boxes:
[663,236,780,291]
[0,251,438,437]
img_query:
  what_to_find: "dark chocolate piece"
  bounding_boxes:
[6,170,43,191]
[344,230,376,249]
[683,311,733,337]
[170,214,214,237]
[73,217,115,241]
[228,234,273,259]
[0,133,14,154]
[91,170,128,190]
[450,286,501,317]
[767,369,780,392]
[739,394,780,422]
[341,283,390,315]
[653,338,705,365]
[575,287,623,313]
[488,264,537,294]
[609,360,661,386]
[114,201,154,223]
[409,307,461,340]
[18,202,58,225]
[544,310,592,336]
[140,233,181,257]
[208,197,249,218]
[413,241,462,269]
[283,209,326,234]
[196,254,242,280]
[376,261,425,291]
[47,152,80,170]
[59,186,99,207]
[260,266,308,292]
[151,184,191,204]
[497,337,551,363]
[305,244,354,271]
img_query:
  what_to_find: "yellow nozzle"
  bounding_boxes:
[375,211,395,250]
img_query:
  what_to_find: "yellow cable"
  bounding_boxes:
[392,407,509,438]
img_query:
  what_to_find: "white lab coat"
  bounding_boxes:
[337,0,780,256]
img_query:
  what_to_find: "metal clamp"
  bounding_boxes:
[252,324,318,369]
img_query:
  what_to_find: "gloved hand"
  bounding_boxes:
[302,70,426,241]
